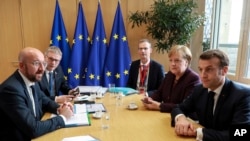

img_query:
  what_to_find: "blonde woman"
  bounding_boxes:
[142,45,201,112]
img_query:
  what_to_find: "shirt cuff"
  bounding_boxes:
[59,115,66,123]
[196,128,203,141]
[175,114,185,123]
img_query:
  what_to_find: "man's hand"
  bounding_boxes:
[58,102,74,119]
[175,115,196,136]
[68,88,80,97]
[141,97,160,110]
[55,95,75,103]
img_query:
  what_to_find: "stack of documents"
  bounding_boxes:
[77,86,107,95]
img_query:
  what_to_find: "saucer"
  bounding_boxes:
[127,103,138,110]
[92,113,102,119]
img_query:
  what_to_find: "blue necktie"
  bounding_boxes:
[49,72,54,96]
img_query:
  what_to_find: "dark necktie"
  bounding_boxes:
[206,91,215,127]
[30,85,37,117]
[49,72,54,96]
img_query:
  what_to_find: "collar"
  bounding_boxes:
[208,77,225,96]
[45,70,53,74]
[140,59,150,66]
[18,70,35,87]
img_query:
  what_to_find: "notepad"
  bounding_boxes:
[51,104,91,127]
[86,103,107,113]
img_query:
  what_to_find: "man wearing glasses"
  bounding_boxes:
[0,47,74,140]
[38,46,77,103]
[127,39,165,96]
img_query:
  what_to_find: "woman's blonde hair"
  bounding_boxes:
[168,45,192,64]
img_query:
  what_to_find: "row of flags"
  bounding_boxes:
[50,0,131,87]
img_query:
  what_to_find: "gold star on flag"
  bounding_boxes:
[89,74,94,79]
[97,76,100,80]
[68,68,72,74]
[113,34,118,39]
[65,38,69,42]
[124,70,129,75]
[106,71,111,77]
[72,39,75,44]
[79,35,83,40]
[87,37,91,42]
[115,73,120,79]
[74,74,79,79]
[56,35,61,41]
[64,76,68,80]
[122,36,127,41]
[50,40,53,45]
[103,38,107,44]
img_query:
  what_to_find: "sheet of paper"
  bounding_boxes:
[74,104,87,114]
[62,135,99,141]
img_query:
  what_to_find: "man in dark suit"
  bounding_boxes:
[38,46,76,103]
[0,47,73,141]
[171,49,250,141]
[127,39,165,96]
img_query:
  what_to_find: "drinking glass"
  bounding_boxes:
[138,85,147,95]
[116,92,123,106]
[101,112,110,129]
[108,83,115,97]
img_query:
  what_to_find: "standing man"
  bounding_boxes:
[0,47,73,140]
[127,39,165,96]
[39,46,76,103]
[171,49,250,141]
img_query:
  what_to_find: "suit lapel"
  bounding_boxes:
[15,71,38,117]
[41,72,50,91]
[213,79,231,124]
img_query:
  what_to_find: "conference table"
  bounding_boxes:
[32,93,199,141]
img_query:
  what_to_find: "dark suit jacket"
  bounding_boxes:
[38,66,71,100]
[171,79,250,141]
[151,68,200,112]
[126,59,165,96]
[0,70,65,141]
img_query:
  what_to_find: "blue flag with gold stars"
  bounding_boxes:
[50,0,71,75]
[85,2,108,86]
[68,1,90,87]
[103,2,131,87]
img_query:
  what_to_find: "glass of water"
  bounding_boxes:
[101,112,110,129]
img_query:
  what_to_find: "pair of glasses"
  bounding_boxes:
[31,61,47,67]
[47,56,60,63]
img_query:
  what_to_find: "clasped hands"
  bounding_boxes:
[175,115,196,137]
[57,102,74,120]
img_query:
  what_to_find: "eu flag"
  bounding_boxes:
[68,2,90,87]
[50,0,71,77]
[103,2,132,87]
[85,2,108,86]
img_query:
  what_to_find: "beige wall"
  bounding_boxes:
[0,0,205,83]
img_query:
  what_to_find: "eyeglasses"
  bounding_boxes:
[31,61,47,67]
[47,56,60,63]
[138,47,149,51]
